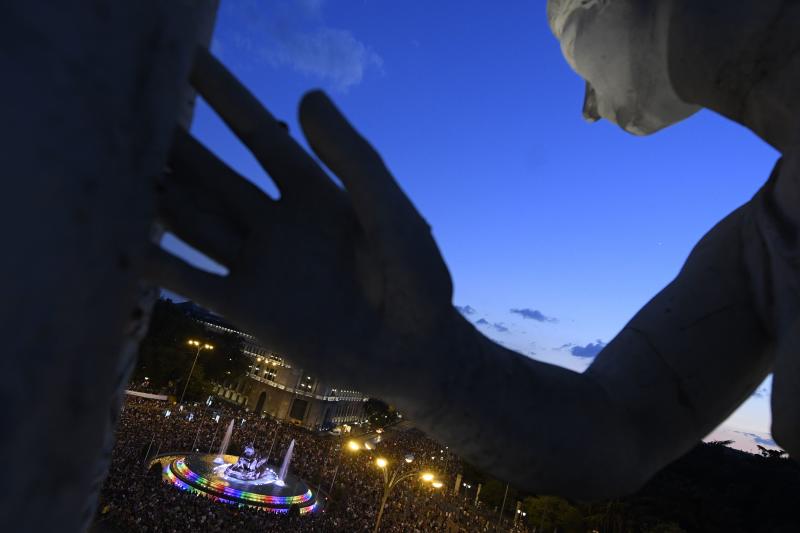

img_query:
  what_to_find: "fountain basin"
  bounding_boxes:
[153,453,318,514]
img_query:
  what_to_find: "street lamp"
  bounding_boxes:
[327,437,363,501]
[179,339,213,405]
[370,455,439,533]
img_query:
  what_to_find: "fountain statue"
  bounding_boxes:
[157,440,318,512]
[225,443,274,481]
[218,440,294,486]
[214,419,234,464]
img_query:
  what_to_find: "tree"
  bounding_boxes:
[523,495,583,533]
[132,298,246,399]
[706,440,734,447]
[756,445,788,460]
[134,299,204,392]
[364,398,399,428]
[645,523,686,533]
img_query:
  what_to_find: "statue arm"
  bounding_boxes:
[393,198,773,500]
[147,50,777,500]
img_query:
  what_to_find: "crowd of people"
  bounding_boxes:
[92,395,532,532]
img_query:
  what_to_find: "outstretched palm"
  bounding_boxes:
[147,49,456,392]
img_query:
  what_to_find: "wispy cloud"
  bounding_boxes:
[474,318,508,333]
[736,431,776,447]
[554,343,573,351]
[216,0,382,92]
[264,27,382,92]
[569,340,606,358]
[456,305,477,315]
[510,308,557,323]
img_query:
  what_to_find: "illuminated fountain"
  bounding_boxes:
[276,439,294,486]
[151,436,317,514]
[213,419,234,464]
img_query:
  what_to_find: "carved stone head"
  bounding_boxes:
[547,0,699,135]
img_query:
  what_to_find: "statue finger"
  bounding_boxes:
[299,90,453,298]
[156,175,245,268]
[141,243,227,306]
[298,91,428,252]
[189,48,338,203]
[169,127,273,229]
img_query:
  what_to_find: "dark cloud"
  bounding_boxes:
[751,386,770,399]
[554,343,573,351]
[492,323,509,333]
[510,308,557,323]
[456,305,477,315]
[475,318,489,325]
[569,340,606,359]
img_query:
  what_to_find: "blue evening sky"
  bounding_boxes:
[163,0,780,451]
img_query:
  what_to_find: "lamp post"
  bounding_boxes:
[497,482,509,530]
[327,438,361,502]
[190,395,214,452]
[514,507,527,526]
[179,339,213,405]
[371,454,440,533]
[462,482,473,501]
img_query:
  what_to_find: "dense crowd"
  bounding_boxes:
[92,395,531,532]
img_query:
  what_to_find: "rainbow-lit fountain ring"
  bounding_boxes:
[151,453,318,514]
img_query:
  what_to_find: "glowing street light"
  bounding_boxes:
[345,438,439,532]
[179,339,214,405]
[370,456,439,533]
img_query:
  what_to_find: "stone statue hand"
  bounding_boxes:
[145,49,456,392]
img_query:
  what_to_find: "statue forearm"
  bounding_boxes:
[386,193,775,500]
[382,308,650,499]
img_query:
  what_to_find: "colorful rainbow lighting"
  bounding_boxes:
[162,457,317,515]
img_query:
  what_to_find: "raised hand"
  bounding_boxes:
[145,48,457,394]
[143,48,781,501]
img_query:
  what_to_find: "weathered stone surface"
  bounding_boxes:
[148,0,800,501]
[7,0,800,524]
[0,2,215,530]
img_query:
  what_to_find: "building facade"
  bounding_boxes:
[177,301,365,429]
